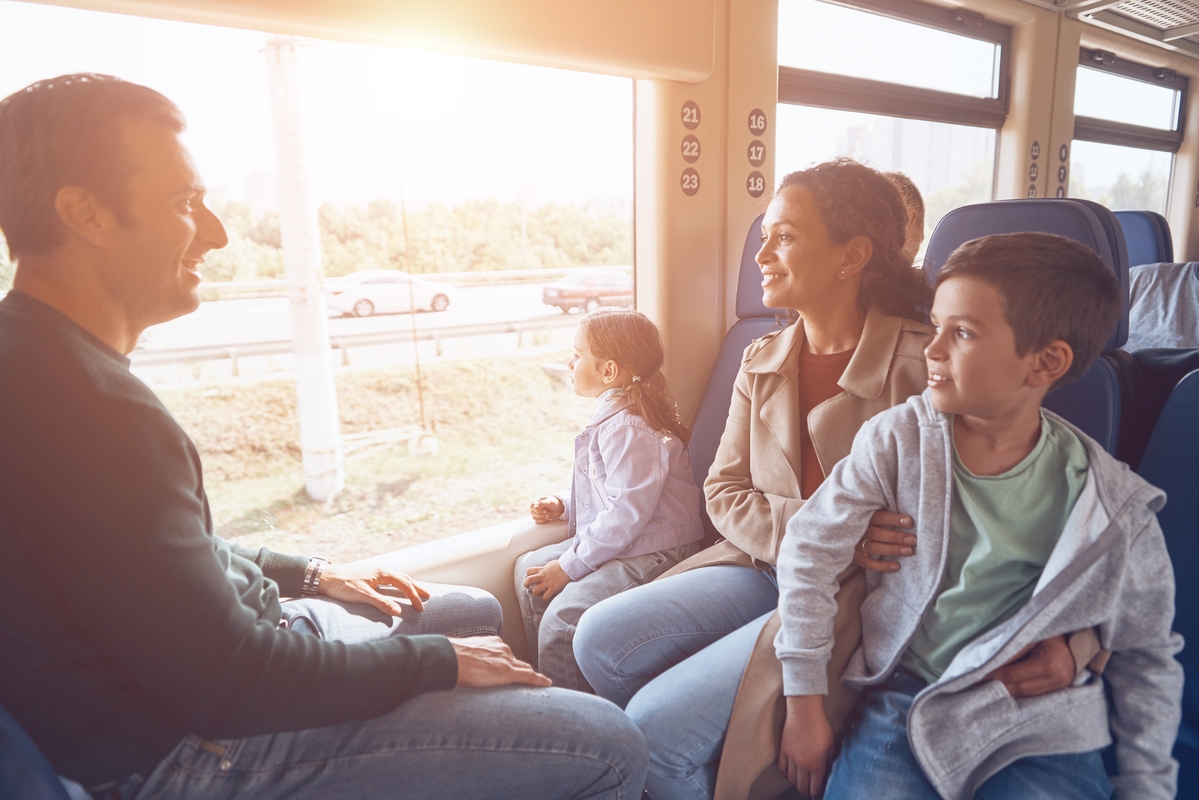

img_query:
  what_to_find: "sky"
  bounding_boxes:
[0,0,635,210]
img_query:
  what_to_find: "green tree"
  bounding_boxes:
[207,200,285,281]
[201,196,632,282]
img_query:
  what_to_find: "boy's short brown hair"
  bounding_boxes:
[936,232,1121,386]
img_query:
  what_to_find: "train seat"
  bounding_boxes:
[1114,210,1173,267]
[688,213,785,544]
[1125,261,1199,352]
[923,199,1132,454]
[1134,369,1199,794]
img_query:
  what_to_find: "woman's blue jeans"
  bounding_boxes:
[574,565,779,800]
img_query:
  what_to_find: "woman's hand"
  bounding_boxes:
[982,634,1076,697]
[779,695,836,798]
[523,559,572,601]
[318,563,430,617]
[530,495,565,524]
[852,510,916,573]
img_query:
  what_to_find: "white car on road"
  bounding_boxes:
[324,270,456,317]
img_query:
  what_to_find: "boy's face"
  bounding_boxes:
[925,276,1043,418]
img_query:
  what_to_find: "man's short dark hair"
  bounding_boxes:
[936,232,1121,386]
[885,171,924,232]
[0,73,185,259]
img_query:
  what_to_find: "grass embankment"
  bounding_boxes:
[155,352,592,564]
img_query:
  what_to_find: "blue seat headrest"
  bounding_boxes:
[1115,210,1173,267]
[923,199,1129,353]
[736,214,774,320]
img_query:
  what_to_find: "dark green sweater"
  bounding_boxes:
[0,292,457,787]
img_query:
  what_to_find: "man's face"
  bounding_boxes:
[925,276,1040,418]
[100,119,227,330]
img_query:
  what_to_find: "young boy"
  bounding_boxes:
[774,232,1183,800]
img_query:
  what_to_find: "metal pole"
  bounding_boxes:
[398,161,427,431]
[265,35,344,502]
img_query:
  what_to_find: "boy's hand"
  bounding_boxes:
[523,559,572,601]
[853,510,916,573]
[529,495,565,524]
[779,695,835,798]
[982,634,1075,697]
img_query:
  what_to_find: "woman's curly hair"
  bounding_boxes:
[777,158,930,321]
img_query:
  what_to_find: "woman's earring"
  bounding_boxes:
[839,269,845,276]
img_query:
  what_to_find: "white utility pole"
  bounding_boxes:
[265,35,344,502]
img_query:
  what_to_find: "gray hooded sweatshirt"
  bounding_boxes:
[775,390,1183,800]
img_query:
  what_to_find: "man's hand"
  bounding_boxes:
[451,636,552,688]
[318,563,430,617]
[779,695,835,798]
[523,559,572,601]
[852,510,916,573]
[982,634,1076,697]
[530,495,565,524]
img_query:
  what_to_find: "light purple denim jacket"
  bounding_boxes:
[555,390,704,580]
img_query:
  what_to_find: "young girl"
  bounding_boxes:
[515,308,704,690]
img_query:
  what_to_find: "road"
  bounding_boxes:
[138,284,566,351]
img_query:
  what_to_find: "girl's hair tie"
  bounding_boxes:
[631,375,642,382]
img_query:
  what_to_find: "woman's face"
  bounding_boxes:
[755,186,858,312]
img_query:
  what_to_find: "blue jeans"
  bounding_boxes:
[514,540,697,691]
[574,565,778,800]
[280,581,504,639]
[122,587,648,799]
[826,669,1113,800]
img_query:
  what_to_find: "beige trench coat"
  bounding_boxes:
[659,308,934,800]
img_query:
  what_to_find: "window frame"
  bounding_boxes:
[1074,48,1188,154]
[777,0,1011,129]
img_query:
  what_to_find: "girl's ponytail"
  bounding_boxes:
[579,308,691,445]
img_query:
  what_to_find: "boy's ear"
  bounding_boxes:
[1027,340,1074,389]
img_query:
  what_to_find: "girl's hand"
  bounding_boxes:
[852,510,916,573]
[779,695,835,797]
[523,559,572,601]
[530,495,565,524]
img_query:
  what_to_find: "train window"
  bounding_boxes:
[1069,141,1173,214]
[1075,66,1180,131]
[777,0,1007,260]
[1070,48,1186,215]
[775,105,995,258]
[778,0,1001,99]
[0,2,632,561]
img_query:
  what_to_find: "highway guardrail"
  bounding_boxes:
[198,266,633,301]
[130,315,580,375]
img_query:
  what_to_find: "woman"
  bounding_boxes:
[573,160,1087,800]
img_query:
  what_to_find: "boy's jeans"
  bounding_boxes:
[826,668,1113,800]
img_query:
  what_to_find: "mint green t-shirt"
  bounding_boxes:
[900,412,1090,683]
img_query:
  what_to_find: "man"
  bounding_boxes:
[0,74,647,799]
